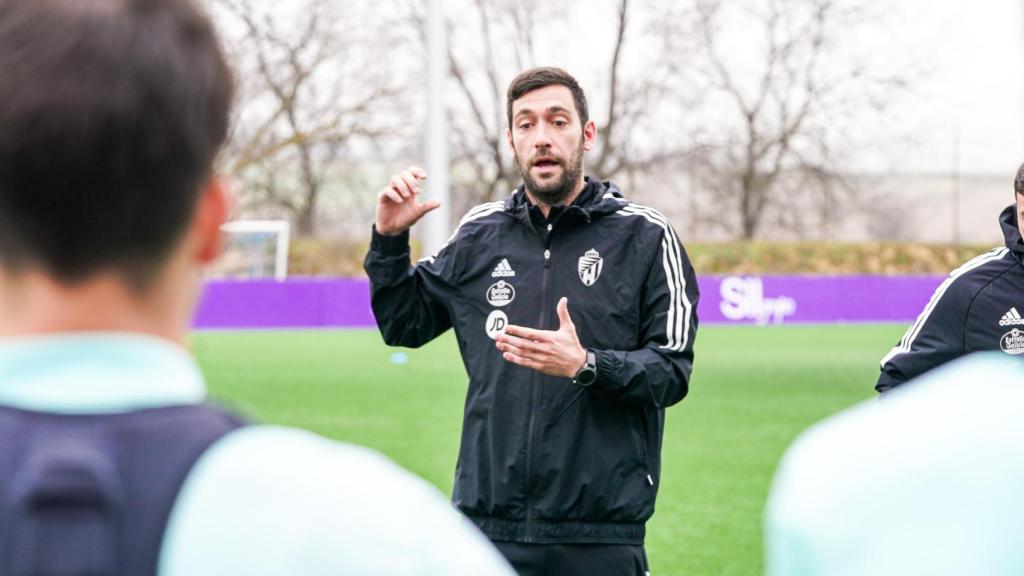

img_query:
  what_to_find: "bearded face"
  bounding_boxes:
[512,134,585,207]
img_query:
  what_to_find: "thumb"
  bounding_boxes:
[419,200,442,215]
[557,297,573,329]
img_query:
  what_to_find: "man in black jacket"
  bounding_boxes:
[365,67,700,575]
[877,164,1024,393]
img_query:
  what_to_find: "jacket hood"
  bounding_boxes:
[505,177,628,221]
[999,204,1024,258]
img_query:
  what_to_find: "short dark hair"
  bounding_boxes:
[506,67,589,132]
[1016,163,1024,197]
[0,0,233,289]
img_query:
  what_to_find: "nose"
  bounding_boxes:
[533,123,552,149]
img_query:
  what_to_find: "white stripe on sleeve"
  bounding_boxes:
[880,247,1009,367]
[617,204,693,352]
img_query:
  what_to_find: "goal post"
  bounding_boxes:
[216,220,290,281]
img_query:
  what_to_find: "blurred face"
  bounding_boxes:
[507,84,596,206]
[1017,193,1024,240]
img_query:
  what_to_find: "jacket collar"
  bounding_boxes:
[504,177,628,224]
[0,332,205,414]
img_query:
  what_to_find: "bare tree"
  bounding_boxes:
[214,0,410,236]
[681,0,906,240]
[589,0,687,182]
[435,0,553,214]
[406,0,685,217]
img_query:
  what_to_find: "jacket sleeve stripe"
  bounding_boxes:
[618,205,693,352]
[418,202,505,264]
[880,247,1009,367]
[617,206,682,350]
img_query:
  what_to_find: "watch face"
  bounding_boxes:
[576,367,597,386]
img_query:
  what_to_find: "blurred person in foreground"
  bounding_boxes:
[0,0,514,574]
[876,163,1024,392]
[767,353,1024,575]
[365,67,700,575]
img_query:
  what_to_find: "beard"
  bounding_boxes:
[513,139,584,207]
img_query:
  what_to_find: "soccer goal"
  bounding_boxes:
[215,220,290,281]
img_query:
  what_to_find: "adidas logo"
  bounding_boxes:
[491,258,516,278]
[999,307,1024,326]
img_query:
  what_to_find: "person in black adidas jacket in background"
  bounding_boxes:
[877,163,1024,393]
[365,67,700,576]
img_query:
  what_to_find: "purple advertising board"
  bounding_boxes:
[192,278,377,329]
[192,275,944,329]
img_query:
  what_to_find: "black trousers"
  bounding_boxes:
[493,542,650,576]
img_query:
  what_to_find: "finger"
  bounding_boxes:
[418,199,442,215]
[497,333,547,354]
[390,175,413,199]
[503,324,551,341]
[556,297,574,329]
[495,341,527,358]
[409,166,428,180]
[399,171,422,195]
[380,187,403,204]
[502,351,545,372]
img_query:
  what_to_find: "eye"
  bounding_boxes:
[518,122,533,131]
[553,120,568,127]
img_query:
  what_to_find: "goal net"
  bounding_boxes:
[211,220,291,281]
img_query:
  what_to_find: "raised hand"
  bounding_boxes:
[375,166,442,236]
[495,297,587,378]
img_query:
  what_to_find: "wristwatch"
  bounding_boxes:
[573,349,598,387]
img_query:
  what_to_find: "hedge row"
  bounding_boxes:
[284,238,998,277]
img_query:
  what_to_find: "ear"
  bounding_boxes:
[193,176,232,265]
[582,120,597,152]
[506,128,515,154]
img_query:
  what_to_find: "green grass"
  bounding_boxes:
[190,324,903,575]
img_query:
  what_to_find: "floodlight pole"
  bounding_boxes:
[423,0,451,256]
[951,129,961,245]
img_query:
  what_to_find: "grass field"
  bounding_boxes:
[190,323,904,575]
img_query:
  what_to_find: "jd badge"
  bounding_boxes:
[486,280,515,307]
[486,310,508,340]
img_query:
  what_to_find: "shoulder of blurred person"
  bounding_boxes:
[162,424,514,575]
[768,352,1024,575]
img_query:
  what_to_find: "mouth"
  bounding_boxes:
[532,158,561,170]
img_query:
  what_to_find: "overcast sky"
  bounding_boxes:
[518,0,1024,176]
[880,0,1024,176]
[218,1,1024,178]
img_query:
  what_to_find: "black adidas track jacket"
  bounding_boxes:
[364,179,699,544]
[878,205,1024,392]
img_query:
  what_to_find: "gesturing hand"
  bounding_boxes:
[495,297,587,378]
[375,166,442,236]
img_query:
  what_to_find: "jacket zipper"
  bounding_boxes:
[524,224,553,542]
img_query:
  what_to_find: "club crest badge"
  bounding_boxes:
[578,249,603,287]
[486,280,515,307]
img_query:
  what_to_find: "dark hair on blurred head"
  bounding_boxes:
[506,67,589,132]
[0,0,234,290]
[1015,163,1024,197]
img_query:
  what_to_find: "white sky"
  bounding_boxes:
[495,0,1024,176]
[879,0,1024,175]
[219,1,1024,178]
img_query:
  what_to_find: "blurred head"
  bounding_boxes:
[0,0,234,294]
[505,67,596,206]
[1016,163,1024,239]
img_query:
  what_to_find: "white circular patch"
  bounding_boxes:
[486,280,516,307]
[1001,328,1024,355]
[485,310,508,340]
